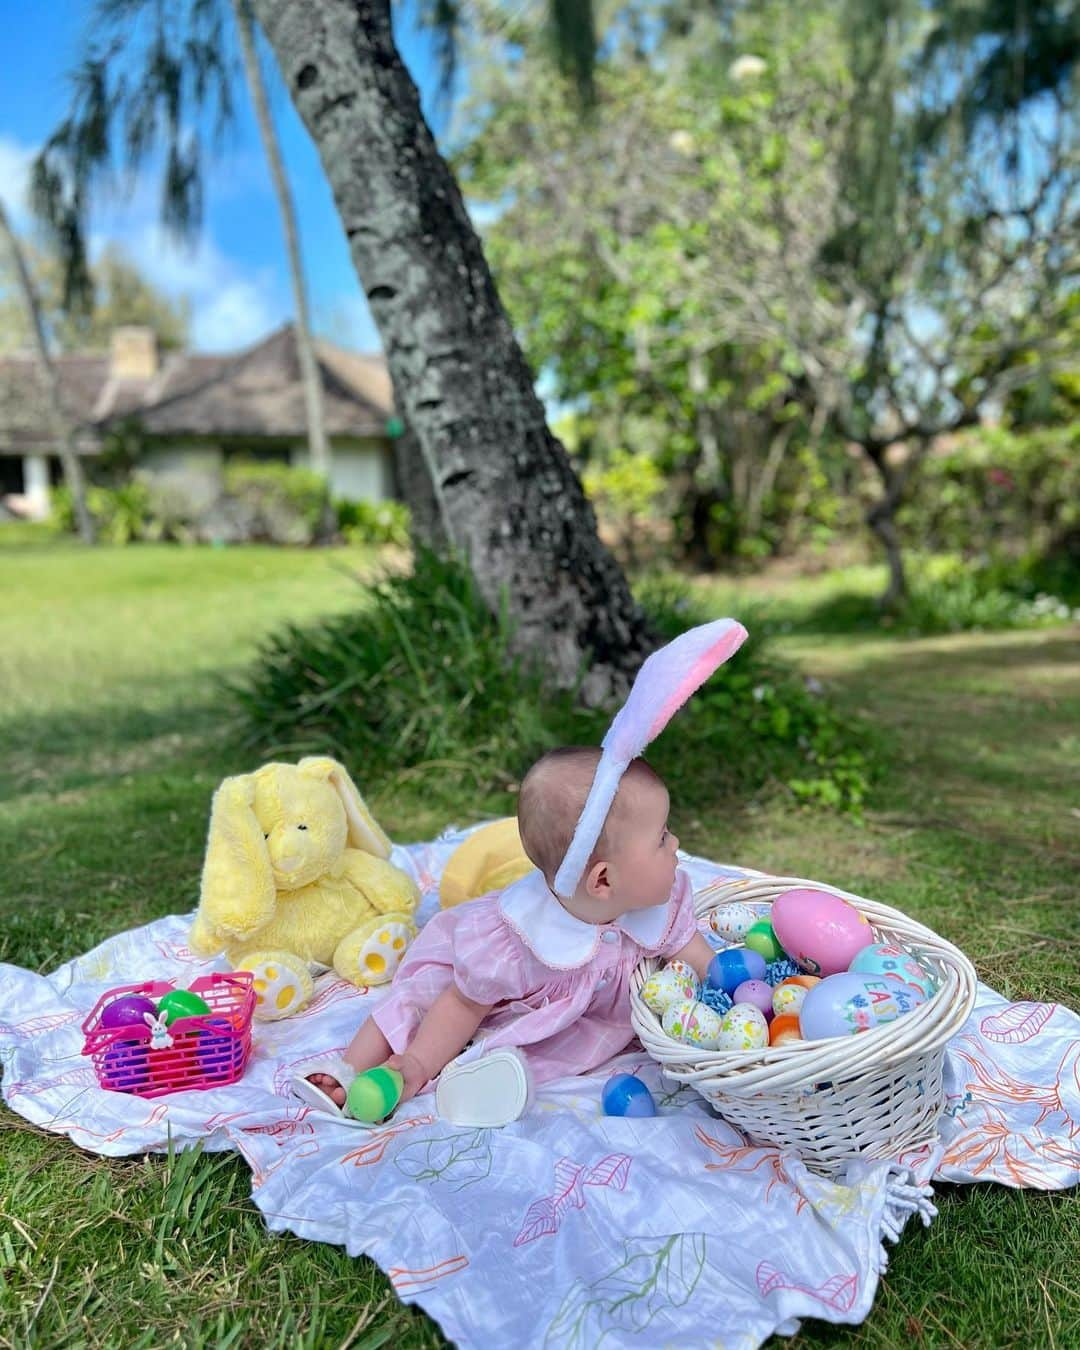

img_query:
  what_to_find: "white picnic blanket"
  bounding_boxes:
[2,830,1078,1349]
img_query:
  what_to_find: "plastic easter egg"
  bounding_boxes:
[642,966,697,1017]
[347,1065,404,1123]
[195,1017,235,1077]
[100,993,158,1030]
[707,902,756,943]
[661,998,723,1050]
[799,972,926,1040]
[770,889,873,977]
[744,920,783,962]
[733,979,774,1020]
[102,1039,150,1090]
[716,1003,769,1051]
[848,943,936,999]
[156,989,212,1026]
[706,947,767,995]
[769,1013,803,1046]
[771,975,821,1018]
[602,1073,657,1118]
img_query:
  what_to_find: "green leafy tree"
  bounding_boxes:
[455,5,840,567]
[0,243,190,353]
[0,201,95,542]
[33,0,330,478]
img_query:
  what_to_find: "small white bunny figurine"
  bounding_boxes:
[143,1011,175,1052]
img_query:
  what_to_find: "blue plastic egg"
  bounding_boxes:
[601,1073,657,1118]
[706,947,768,995]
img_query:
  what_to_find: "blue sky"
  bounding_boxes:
[0,0,454,353]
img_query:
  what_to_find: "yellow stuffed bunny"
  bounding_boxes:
[188,757,419,1019]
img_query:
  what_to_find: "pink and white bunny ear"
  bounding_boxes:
[552,618,747,899]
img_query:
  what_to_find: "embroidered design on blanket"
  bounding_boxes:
[545,1234,708,1348]
[514,1153,632,1246]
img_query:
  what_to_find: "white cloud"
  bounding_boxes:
[0,135,34,227]
[90,222,283,350]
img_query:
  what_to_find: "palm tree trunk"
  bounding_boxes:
[250,0,654,699]
[0,199,95,544]
[232,0,331,482]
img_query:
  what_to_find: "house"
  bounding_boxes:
[0,323,399,520]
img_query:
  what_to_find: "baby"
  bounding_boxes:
[296,744,715,1122]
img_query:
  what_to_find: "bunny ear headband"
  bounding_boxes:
[552,618,748,900]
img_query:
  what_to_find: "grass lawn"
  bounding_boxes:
[1,538,1077,1348]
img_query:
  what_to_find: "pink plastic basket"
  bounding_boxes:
[82,972,255,1098]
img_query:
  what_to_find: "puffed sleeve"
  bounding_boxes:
[655,870,700,958]
[448,900,534,1006]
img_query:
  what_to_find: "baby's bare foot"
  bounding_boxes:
[307,1072,346,1107]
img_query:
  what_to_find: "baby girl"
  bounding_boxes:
[294,745,716,1125]
[292,616,746,1125]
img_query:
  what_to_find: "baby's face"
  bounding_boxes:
[605,777,680,913]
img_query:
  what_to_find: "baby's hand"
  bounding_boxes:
[383,1050,431,1103]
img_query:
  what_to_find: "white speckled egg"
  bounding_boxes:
[642,966,698,1016]
[708,902,757,943]
[661,998,723,1049]
[716,1002,769,1051]
[771,976,820,1018]
[664,958,702,1000]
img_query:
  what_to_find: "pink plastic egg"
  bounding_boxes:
[733,979,774,1020]
[799,972,926,1040]
[770,889,873,977]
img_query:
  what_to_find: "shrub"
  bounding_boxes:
[51,481,155,544]
[232,553,873,814]
[222,461,331,544]
[897,555,1080,635]
[900,424,1079,561]
[334,497,411,547]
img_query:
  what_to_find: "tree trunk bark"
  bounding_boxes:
[867,498,907,608]
[0,199,95,544]
[249,0,654,701]
[392,422,447,551]
[233,0,331,482]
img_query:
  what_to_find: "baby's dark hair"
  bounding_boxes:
[517,746,662,887]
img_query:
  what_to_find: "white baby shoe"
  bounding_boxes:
[289,1046,531,1129]
[289,1055,379,1130]
[435,1045,531,1128]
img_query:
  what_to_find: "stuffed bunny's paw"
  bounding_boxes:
[243,950,314,1019]
[333,913,416,987]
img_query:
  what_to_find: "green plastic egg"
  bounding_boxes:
[346,1065,404,1123]
[156,988,211,1025]
[744,920,783,962]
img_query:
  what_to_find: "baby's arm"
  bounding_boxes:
[670,931,715,982]
[391,984,492,1101]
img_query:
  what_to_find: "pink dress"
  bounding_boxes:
[371,867,698,1085]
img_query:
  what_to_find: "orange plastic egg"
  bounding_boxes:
[769,1013,803,1046]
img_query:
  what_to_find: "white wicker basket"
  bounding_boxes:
[631,874,978,1172]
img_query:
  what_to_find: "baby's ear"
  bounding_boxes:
[584,858,613,900]
[298,756,391,858]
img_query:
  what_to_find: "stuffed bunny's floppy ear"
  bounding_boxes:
[299,757,392,859]
[197,774,277,941]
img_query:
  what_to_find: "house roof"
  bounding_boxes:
[0,324,395,453]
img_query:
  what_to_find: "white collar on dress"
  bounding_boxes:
[498,867,675,970]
